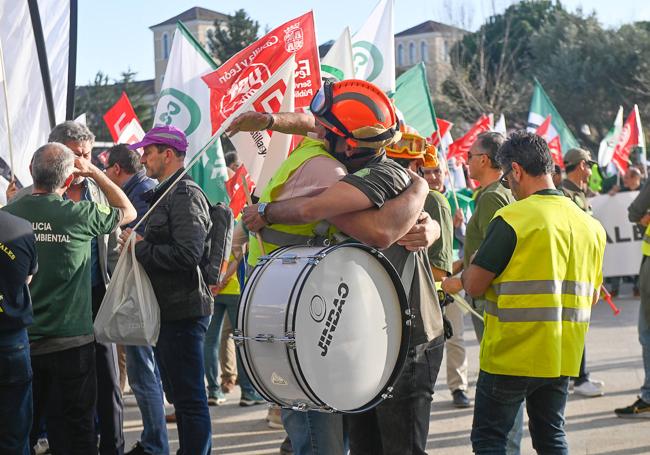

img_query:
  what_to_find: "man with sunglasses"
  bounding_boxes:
[461,131,605,454]
[230,79,444,455]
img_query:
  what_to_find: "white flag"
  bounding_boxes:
[352,0,395,92]
[228,56,297,189]
[493,114,507,135]
[321,27,355,82]
[598,106,624,168]
[153,22,229,203]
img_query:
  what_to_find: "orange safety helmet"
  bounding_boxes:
[310,79,401,149]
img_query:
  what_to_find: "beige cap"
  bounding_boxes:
[564,148,596,168]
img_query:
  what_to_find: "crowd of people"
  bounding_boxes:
[0,76,648,455]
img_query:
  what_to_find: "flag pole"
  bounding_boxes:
[242,176,266,256]
[0,36,15,181]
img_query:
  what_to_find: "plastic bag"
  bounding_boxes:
[94,236,160,345]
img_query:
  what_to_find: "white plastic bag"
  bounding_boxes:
[94,236,160,345]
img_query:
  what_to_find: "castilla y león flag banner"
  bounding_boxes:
[201,11,320,133]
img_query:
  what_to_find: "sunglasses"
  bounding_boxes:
[499,169,512,189]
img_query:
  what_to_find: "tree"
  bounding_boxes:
[74,69,153,143]
[207,9,259,66]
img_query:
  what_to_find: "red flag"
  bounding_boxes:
[226,165,254,217]
[447,115,491,161]
[430,118,453,146]
[535,115,552,140]
[103,92,142,142]
[612,105,644,173]
[548,136,564,169]
[202,11,320,133]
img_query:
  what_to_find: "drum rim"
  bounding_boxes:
[288,242,411,414]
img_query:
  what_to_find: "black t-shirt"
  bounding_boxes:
[342,155,443,346]
[0,210,37,331]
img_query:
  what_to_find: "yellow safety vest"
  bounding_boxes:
[480,194,606,378]
[247,138,339,267]
[643,224,650,256]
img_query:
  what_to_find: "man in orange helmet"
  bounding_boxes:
[229,79,445,455]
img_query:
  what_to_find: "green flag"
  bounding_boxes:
[153,21,229,204]
[392,63,437,137]
[527,79,579,153]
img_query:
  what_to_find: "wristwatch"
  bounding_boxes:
[258,202,270,224]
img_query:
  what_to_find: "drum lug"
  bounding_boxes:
[381,386,394,400]
[291,402,309,412]
[281,254,298,264]
[232,329,244,346]
[283,331,296,349]
[404,309,416,326]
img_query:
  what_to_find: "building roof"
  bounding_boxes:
[150,6,229,29]
[395,20,466,37]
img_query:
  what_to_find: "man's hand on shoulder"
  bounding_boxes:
[397,212,440,251]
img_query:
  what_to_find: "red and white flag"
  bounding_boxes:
[447,114,491,161]
[612,105,645,173]
[201,11,320,133]
[430,118,453,147]
[103,92,144,145]
[535,115,564,168]
[226,164,254,217]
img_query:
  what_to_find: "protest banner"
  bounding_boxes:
[103,92,144,144]
[591,191,643,277]
[321,27,354,82]
[447,114,491,161]
[598,106,624,168]
[612,105,645,173]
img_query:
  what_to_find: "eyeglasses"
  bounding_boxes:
[499,169,512,189]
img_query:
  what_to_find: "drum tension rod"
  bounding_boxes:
[231,330,296,349]
[404,309,416,326]
[258,253,326,265]
[381,386,395,400]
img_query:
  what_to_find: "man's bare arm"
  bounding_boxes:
[227,111,317,137]
[461,264,497,297]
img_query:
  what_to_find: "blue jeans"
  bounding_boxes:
[282,409,348,455]
[204,294,260,398]
[0,329,32,455]
[348,337,444,455]
[639,257,650,403]
[126,345,168,455]
[154,317,211,455]
[472,371,570,455]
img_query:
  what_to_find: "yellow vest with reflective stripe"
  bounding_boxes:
[481,194,606,378]
[247,138,339,267]
[643,224,650,256]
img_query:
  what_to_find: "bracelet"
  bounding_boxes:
[265,113,275,130]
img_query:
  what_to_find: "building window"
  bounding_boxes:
[397,43,404,66]
[162,32,170,59]
[409,42,415,65]
[420,41,428,63]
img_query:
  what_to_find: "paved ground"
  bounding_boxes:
[124,294,650,454]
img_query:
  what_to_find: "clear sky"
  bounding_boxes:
[77,0,650,85]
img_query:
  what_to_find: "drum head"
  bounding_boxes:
[292,245,403,411]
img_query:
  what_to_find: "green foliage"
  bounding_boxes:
[207,9,259,66]
[74,69,153,143]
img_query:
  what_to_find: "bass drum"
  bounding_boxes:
[236,243,410,413]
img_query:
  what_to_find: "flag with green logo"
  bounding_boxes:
[153,21,229,203]
[352,0,395,93]
[392,62,437,137]
[321,27,355,82]
[527,79,579,153]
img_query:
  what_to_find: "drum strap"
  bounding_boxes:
[400,253,416,301]
[259,227,315,246]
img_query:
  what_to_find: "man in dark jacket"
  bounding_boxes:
[119,126,213,455]
[105,144,167,455]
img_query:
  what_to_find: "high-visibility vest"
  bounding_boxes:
[247,139,339,267]
[480,194,606,378]
[643,224,650,256]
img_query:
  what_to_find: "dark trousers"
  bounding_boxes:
[471,371,570,455]
[155,316,212,455]
[348,336,445,455]
[0,328,32,455]
[92,284,125,455]
[30,342,97,454]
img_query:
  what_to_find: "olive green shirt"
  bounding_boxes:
[423,190,454,275]
[560,178,592,214]
[464,180,514,269]
[3,194,120,340]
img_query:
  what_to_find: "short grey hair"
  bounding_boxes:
[32,143,76,192]
[48,121,95,145]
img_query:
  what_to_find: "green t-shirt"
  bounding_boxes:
[423,190,453,275]
[464,180,514,269]
[3,194,120,339]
